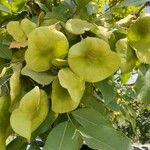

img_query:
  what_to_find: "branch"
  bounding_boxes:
[135,1,150,17]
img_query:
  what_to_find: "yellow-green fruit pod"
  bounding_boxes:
[0,96,11,150]
[68,37,121,82]
[10,86,49,141]
[128,15,150,64]
[20,18,36,37]
[10,64,22,112]
[65,19,94,35]
[25,26,69,72]
[6,21,27,42]
[51,77,84,113]
[116,38,137,73]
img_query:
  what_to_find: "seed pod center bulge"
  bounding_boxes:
[25,26,69,72]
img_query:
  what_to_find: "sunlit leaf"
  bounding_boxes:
[21,66,56,86]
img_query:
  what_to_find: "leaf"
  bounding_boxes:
[117,0,150,7]
[0,34,12,59]
[51,78,82,113]
[9,41,28,49]
[21,66,56,86]
[58,68,85,103]
[6,137,27,150]
[68,37,120,82]
[65,19,94,35]
[79,125,132,150]
[44,121,82,150]
[71,108,111,127]
[94,79,116,104]
[10,86,49,141]
[134,64,150,105]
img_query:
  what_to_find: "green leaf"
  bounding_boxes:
[65,19,94,35]
[10,86,49,141]
[0,34,12,60]
[51,78,82,113]
[68,37,120,82]
[44,121,82,150]
[134,64,150,105]
[6,137,27,150]
[79,125,132,150]
[94,79,116,104]
[71,108,111,127]
[117,0,150,7]
[28,142,41,150]
[58,68,85,103]
[21,66,56,86]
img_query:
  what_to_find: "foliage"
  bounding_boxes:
[0,0,150,150]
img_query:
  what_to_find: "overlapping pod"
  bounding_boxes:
[128,14,150,64]
[10,86,49,141]
[25,26,69,72]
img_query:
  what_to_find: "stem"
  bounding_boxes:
[135,1,150,17]
[105,0,121,12]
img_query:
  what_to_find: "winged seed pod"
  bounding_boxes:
[20,18,36,37]
[51,68,85,113]
[10,86,49,141]
[65,18,94,35]
[25,26,69,72]
[68,37,121,82]
[7,21,27,42]
[128,14,150,64]
[116,38,137,73]
[0,96,11,150]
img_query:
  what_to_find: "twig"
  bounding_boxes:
[105,0,121,12]
[135,1,150,17]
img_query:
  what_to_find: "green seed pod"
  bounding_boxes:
[0,96,11,150]
[68,37,121,82]
[25,26,69,72]
[6,21,27,42]
[128,14,150,64]
[20,18,36,37]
